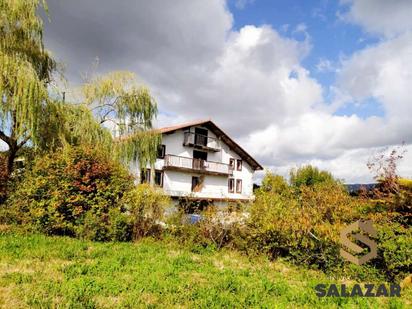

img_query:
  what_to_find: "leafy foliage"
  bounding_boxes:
[120,183,170,239]
[0,0,56,178]
[0,1,160,190]
[260,172,289,194]
[375,223,412,281]
[167,205,248,251]
[248,168,411,281]
[364,145,412,225]
[3,146,133,236]
[36,102,113,154]
[290,165,337,188]
[249,172,361,270]
[82,71,161,168]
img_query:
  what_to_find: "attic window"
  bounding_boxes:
[236,159,242,171]
[229,158,235,169]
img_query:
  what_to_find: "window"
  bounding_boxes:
[154,170,164,187]
[194,128,208,146]
[157,145,166,159]
[229,158,235,170]
[236,179,242,193]
[192,176,201,192]
[236,159,243,171]
[140,168,151,184]
[228,178,235,193]
[193,150,208,161]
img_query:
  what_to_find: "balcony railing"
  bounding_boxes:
[164,155,233,176]
[183,132,220,151]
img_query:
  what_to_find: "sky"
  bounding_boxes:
[4,0,412,183]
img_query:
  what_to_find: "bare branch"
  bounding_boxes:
[90,102,117,111]
[99,109,117,124]
[100,118,121,126]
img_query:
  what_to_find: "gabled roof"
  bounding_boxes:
[159,119,263,171]
[159,119,212,134]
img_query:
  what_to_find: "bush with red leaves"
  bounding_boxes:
[3,146,133,236]
[366,144,411,225]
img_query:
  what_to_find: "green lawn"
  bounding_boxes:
[0,232,410,308]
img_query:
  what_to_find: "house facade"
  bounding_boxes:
[132,119,263,203]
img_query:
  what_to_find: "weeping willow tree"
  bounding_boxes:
[0,0,55,179]
[81,71,161,168]
[1,0,160,188]
[38,71,161,169]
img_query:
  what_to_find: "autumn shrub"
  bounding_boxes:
[248,172,361,271]
[2,146,133,237]
[119,183,170,240]
[167,204,248,252]
[396,178,412,225]
[364,145,412,226]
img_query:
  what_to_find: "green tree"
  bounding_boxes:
[81,71,161,167]
[0,0,160,190]
[290,165,337,188]
[0,0,55,179]
[260,171,289,195]
[37,71,162,169]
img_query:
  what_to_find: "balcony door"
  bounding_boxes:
[194,128,208,146]
[193,150,207,170]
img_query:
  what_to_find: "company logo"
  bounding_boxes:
[315,220,401,298]
[315,283,401,298]
[340,220,377,265]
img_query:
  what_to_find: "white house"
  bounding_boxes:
[132,119,263,204]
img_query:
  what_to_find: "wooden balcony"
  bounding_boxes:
[183,132,220,152]
[163,155,233,176]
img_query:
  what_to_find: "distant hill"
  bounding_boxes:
[253,183,378,194]
[345,183,377,194]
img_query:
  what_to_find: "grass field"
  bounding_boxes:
[0,232,410,308]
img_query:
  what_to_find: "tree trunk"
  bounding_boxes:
[6,144,17,179]
[0,142,18,203]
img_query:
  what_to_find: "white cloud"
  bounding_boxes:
[241,2,412,182]
[242,30,412,181]
[235,0,255,10]
[340,0,412,37]
[41,0,412,183]
[294,23,308,34]
[338,32,412,120]
[316,58,336,73]
[260,144,412,184]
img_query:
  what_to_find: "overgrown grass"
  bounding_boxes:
[0,232,410,308]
